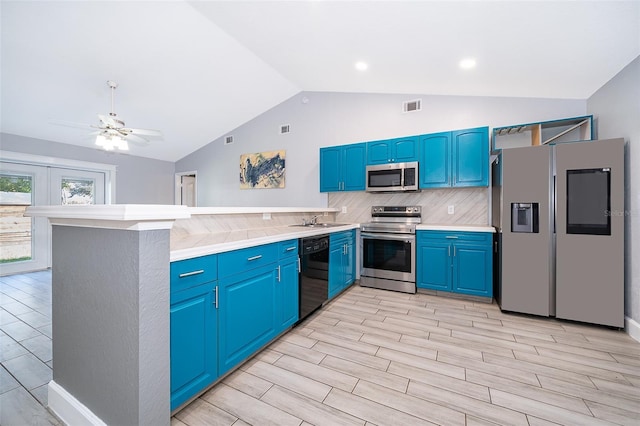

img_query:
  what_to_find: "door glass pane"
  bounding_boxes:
[0,173,33,263]
[61,177,95,205]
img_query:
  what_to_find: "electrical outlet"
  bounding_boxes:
[262,212,271,220]
[448,205,455,215]
[342,206,348,214]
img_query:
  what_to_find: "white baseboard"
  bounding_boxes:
[48,380,106,426]
[626,316,640,343]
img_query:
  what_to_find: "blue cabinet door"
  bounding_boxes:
[277,257,299,331]
[344,233,355,286]
[329,231,355,299]
[419,131,450,188]
[319,146,341,192]
[453,243,493,297]
[366,140,391,165]
[392,137,419,163]
[452,127,489,187]
[328,241,345,299]
[417,241,452,291]
[218,264,277,375]
[170,282,217,410]
[343,143,367,191]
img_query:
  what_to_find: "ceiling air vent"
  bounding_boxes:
[280,124,291,134]
[403,99,422,113]
[224,135,234,145]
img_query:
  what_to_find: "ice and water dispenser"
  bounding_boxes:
[511,203,539,233]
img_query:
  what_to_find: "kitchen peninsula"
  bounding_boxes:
[25,204,358,426]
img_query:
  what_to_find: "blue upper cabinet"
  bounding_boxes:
[452,128,489,187]
[419,131,450,187]
[320,143,366,192]
[419,127,489,188]
[367,136,419,165]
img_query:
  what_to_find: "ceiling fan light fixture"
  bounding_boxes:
[115,137,129,151]
[95,132,128,151]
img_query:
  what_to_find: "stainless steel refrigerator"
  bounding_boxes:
[493,138,625,328]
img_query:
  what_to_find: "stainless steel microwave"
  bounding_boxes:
[366,161,419,192]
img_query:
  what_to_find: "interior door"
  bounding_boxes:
[180,175,196,207]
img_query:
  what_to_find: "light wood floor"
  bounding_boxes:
[173,285,640,426]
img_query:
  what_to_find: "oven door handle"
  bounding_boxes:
[361,232,415,242]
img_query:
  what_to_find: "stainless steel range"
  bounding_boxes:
[360,206,421,294]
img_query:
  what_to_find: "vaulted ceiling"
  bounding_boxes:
[1,1,638,162]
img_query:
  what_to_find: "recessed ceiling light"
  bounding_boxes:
[355,61,368,71]
[459,58,477,70]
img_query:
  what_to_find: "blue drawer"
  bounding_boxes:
[218,243,278,278]
[170,254,218,293]
[278,239,298,259]
[418,230,492,244]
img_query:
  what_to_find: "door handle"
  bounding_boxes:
[213,286,218,309]
[285,246,296,252]
[297,257,301,273]
[277,265,281,282]
[247,255,262,261]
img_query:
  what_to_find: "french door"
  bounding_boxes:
[0,162,105,275]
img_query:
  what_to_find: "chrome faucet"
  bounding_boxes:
[302,215,321,226]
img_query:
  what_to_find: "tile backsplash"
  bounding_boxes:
[329,188,489,224]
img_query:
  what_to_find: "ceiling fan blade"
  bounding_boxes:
[128,128,163,138]
[48,119,95,130]
[125,133,151,146]
[98,114,122,128]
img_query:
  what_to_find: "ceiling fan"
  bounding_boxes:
[51,80,163,151]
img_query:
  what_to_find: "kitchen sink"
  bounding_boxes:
[289,223,349,228]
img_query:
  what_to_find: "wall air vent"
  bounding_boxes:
[224,135,234,145]
[280,124,291,134]
[403,99,422,113]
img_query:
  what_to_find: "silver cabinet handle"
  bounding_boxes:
[179,269,204,278]
[297,257,301,273]
[277,265,281,282]
[453,246,456,257]
[448,246,450,256]
[285,246,296,252]
[445,236,458,239]
[247,255,263,261]
[214,286,218,309]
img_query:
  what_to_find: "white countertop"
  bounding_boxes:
[171,223,359,261]
[417,224,496,233]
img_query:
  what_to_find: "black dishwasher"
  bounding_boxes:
[298,235,329,322]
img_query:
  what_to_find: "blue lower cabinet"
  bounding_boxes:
[329,231,355,299]
[453,243,492,297]
[277,257,299,331]
[417,231,493,298]
[218,264,277,376]
[170,282,217,410]
[417,241,451,291]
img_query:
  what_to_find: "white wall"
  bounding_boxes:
[0,133,175,204]
[176,91,587,207]
[587,56,640,333]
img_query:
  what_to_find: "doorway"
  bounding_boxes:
[175,172,197,207]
